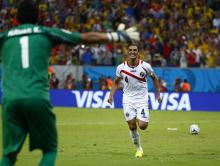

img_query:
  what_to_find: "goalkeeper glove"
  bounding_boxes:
[107,24,140,43]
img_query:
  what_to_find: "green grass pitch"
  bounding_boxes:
[0,108,220,166]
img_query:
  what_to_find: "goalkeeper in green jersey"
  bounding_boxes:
[0,0,140,165]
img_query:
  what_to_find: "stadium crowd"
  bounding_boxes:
[1,0,220,91]
[1,0,220,68]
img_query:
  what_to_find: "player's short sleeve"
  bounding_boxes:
[143,61,154,76]
[45,27,81,45]
[116,64,122,78]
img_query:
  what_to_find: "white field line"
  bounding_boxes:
[57,120,213,126]
[57,122,122,126]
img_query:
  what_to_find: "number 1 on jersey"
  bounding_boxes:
[19,36,29,68]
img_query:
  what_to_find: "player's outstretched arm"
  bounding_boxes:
[107,77,121,105]
[80,24,139,44]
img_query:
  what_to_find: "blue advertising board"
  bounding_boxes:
[0,90,219,111]
[50,90,220,112]
[0,65,219,92]
[84,67,220,92]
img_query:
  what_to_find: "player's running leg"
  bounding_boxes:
[136,120,149,157]
[127,119,143,157]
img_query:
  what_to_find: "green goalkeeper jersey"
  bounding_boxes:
[0,24,81,102]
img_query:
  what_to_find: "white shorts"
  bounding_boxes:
[122,102,150,122]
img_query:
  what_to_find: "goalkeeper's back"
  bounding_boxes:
[0,24,81,102]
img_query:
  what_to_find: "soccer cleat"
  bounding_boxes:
[135,149,144,158]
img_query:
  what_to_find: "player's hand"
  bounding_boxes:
[157,96,162,103]
[107,97,113,105]
[107,23,140,43]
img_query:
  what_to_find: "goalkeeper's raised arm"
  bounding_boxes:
[81,24,139,44]
[46,24,139,45]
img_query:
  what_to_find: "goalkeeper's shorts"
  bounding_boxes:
[2,99,57,156]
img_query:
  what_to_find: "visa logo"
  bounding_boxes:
[149,93,191,111]
[72,91,114,108]
[71,91,191,111]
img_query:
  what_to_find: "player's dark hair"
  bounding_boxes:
[17,0,39,24]
[128,43,139,51]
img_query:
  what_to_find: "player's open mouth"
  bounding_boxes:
[130,55,136,58]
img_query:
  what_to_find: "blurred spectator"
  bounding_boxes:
[106,76,113,90]
[139,48,152,64]
[179,47,188,68]
[91,44,100,65]
[99,75,108,90]
[103,50,113,66]
[50,73,60,89]
[187,50,196,67]
[64,73,76,89]
[50,47,59,65]
[48,66,55,75]
[1,0,220,68]
[152,53,162,67]
[170,47,180,67]
[112,47,123,66]
[213,12,220,30]
[82,47,93,65]
[162,39,171,64]
[193,43,202,67]
[173,78,182,92]
[181,79,191,92]
[82,74,92,90]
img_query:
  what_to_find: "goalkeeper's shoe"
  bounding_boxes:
[135,148,144,158]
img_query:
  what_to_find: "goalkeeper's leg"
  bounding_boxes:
[0,153,17,166]
[39,150,57,166]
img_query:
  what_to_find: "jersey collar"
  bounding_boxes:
[126,59,141,68]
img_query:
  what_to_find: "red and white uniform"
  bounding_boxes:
[116,60,154,122]
[116,60,153,104]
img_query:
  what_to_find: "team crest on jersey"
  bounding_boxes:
[140,72,145,77]
[125,112,130,117]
